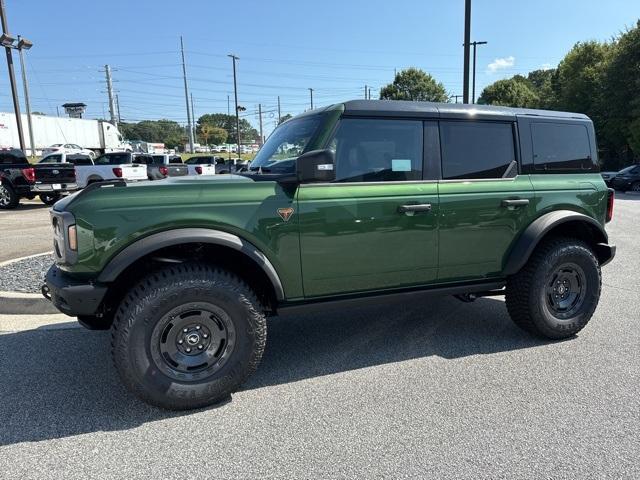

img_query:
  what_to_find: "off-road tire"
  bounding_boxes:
[0,182,19,209]
[111,263,267,410]
[505,237,601,339]
[39,193,61,206]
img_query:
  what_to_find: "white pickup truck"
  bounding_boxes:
[77,152,147,187]
[183,156,217,176]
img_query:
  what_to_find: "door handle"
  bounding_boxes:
[501,199,529,208]
[398,203,432,215]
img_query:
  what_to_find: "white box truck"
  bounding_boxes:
[0,112,131,155]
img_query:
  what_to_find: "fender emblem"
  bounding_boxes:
[277,207,294,222]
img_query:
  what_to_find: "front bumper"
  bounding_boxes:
[31,182,79,193]
[42,265,107,317]
[595,243,616,267]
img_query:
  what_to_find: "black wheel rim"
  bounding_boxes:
[633,183,640,192]
[545,262,587,320]
[150,302,236,382]
[0,185,9,206]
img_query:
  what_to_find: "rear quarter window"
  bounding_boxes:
[531,122,593,171]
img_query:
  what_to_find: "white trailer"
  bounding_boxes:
[0,112,130,155]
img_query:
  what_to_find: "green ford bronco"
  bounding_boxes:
[43,100,615,410]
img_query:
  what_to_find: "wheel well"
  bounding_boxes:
[534,219,608,263]
[101,242,278,321]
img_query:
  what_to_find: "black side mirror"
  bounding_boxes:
[296,149,335,183]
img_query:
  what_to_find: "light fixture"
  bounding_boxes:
[0,33,16,47]
[17,37,33,50]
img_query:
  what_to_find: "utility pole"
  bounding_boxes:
[17,36,35,156]
[462,0,472,104]
[0,0,25,151]
[56,106,60,117]
[104,65,117,126]
[227,94,231,161]
[364,84,368,99]
[258,103,263,146]
[181,36,194,153]
[277,95,281,124]
[115,93,122,123]
[190,92,196,144]
[450,94,463,104]
[228,54,241,153]
[470,40,487,104]
[308,88,314,110]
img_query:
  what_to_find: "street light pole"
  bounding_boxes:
[462,0,472,104]
[0,0,25,151]
[17,35,35,156]
[228,54,241,154]
[471,40,487,104]
[181,36,194,153]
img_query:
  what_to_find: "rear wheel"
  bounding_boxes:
[39,193,61,206]
[0,182,19,209]
[505,237,601,339]
[111,263,266,410]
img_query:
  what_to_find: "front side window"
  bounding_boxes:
[249,114,324,174]
[330,118,423,182]
[531,122,592,170]
[440,121,516,179]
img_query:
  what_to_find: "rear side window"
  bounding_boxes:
[330,118,423,182]
[68,156,93,166]
[531,122,592,170]
[152,155,165,165]
[440,121,516,179]
[169,156,183,164]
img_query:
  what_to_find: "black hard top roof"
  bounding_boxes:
[338,99,589,121]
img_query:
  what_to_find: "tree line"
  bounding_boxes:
[377,21,639,169]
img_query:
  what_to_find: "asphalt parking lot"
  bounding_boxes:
[0,200,52,263]
[0,195,638,479]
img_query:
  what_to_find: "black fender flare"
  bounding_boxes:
[503,210,611,276]
[97,228,285,300]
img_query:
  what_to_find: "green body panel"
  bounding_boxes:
[297,182,439,297]
[60,176,305,299]
[528,173,608,225]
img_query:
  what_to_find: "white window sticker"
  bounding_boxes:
[392,159,412,172]
[317,164,334,171]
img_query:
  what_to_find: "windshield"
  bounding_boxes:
[249,114,324,174]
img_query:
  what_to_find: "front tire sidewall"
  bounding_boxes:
[528,244,600,338]
[0,183,19,209]
[113,268,264,410]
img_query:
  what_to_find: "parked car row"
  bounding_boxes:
[0,148,252,209]
[601,164,640,192]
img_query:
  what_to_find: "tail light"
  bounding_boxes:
[195,166,203,174]
[22,167,35,183]
[606,188,614,223]
[112,167,123,177]
[159,166,169,176]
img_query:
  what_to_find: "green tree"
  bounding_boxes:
[477,76,539,108]
[118,119,187,149]
[196,113,258,144]
[527,69,558,109]
[208,126,228,145]
[603,20,640,161]
[379,68,449,102]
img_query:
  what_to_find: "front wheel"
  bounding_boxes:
[111,263,267,410]
[39,193,61,206]
[631,182,640,192]
[505,237,601,339]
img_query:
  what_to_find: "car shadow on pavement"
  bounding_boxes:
[0,296,556,446]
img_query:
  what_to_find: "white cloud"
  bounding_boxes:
[487,56,515,73]
[540,63,554,70]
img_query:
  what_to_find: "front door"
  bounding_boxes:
[298,118,440,298]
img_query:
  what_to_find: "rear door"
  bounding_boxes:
[437,120,534,281]
[298,118,440,298]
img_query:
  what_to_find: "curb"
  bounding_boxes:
[0,251,53,268]
[0,290,60,315]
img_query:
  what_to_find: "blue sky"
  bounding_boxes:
[1,0,638,137]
